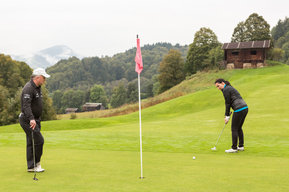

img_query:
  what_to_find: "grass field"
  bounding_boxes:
[1,65,289,192]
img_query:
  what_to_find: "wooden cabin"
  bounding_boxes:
[222,40,271,69]
[82,103,104,112]
[65,108,79,114]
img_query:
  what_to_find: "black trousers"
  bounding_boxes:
[231,108,248,149]
[19,115,44,169]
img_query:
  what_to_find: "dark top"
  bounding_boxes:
[222,85,247,116]
[21,79,43,120]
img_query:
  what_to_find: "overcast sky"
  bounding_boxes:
[0,0,288,57]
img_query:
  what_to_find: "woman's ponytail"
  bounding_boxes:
[215,78,231,86]
[224,80,231,86]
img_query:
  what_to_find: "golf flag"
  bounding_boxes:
[135,35,144,179]
[135,37,143,74]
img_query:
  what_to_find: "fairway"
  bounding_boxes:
[1,65,289,192]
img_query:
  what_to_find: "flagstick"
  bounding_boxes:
[138,73,144,179]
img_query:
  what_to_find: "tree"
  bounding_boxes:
[231,13,271,42]
[127,81,138,103]
[110,84,127,108]
[152,75,160,96]
[185,28,221,75]
[159,50,185,93]
[203,45,224,69]
[144,82,153,98]
[139,77,154,99]
[0,54,32,96]
[0,85,9,126]
[61,89,86,110]
[18,61,33,82]
[271,17,289,63]
[271,17,289,42]
[41,86,57,121]
[231,22,247,42]
[89,84,108,108]
[52,90,63,113]
[0,54,56,124]
[282,41,289,64]
[6,88,22,124]
[267,48,285,61]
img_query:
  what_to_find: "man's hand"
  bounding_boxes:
[224,116,230,124]
[30,120,36,130]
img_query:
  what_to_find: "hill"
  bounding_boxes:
[0,64,288,191]
[45,43,188,92]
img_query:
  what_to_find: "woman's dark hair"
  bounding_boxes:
[215,78,231,86]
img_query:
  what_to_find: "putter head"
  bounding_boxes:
[211,146,217,151]
[33,174,38,181]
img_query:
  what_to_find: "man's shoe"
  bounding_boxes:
[27,168,35,172]
[36,163,45,172]
[225,148,238,153]
[28,167,45,172]
[35,167,45,172]
[237,147,244,151]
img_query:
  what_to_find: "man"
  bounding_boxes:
[19,68,50,172]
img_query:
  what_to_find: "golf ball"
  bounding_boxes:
[193,156,196,160]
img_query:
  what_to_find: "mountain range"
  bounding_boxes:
[11,45,82,69]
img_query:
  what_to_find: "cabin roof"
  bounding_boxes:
[82,103,102,107]
[222,40,271,50]
[65,108,78,111]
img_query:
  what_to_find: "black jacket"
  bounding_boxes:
[20,79,43,120]
[222,85,247,116]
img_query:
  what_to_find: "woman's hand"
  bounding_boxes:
[224,116,230,124]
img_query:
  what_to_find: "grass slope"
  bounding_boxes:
[1,65,289,192]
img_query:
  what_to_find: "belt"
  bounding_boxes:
[234,106,248,112]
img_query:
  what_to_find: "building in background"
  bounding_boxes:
[222,40,271,69]
[65,108,79,114]
[82,103,104,112]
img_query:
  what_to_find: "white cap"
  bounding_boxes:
[32,68,50,78]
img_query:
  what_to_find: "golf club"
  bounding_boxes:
[211,123,226,151]
[211,112,232,151]
[32,131,38,181]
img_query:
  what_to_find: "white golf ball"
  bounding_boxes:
[193,156,196,160]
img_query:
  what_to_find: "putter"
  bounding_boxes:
[211,123,226,151]
[32,131,38,181]
[211,112,232,151]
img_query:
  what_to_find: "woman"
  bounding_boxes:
[215,79,248,153]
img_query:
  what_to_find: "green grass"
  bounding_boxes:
[1,65,289,191]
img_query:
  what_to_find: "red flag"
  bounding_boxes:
[135,38,143,74]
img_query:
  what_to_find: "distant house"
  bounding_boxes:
[222,40,271,69]
[82,103,104,112]
[65,108,79,114]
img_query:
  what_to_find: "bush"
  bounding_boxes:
[265,60,285,66]
[70,113,77,119]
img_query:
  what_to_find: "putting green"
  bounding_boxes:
[0,148,288,192]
